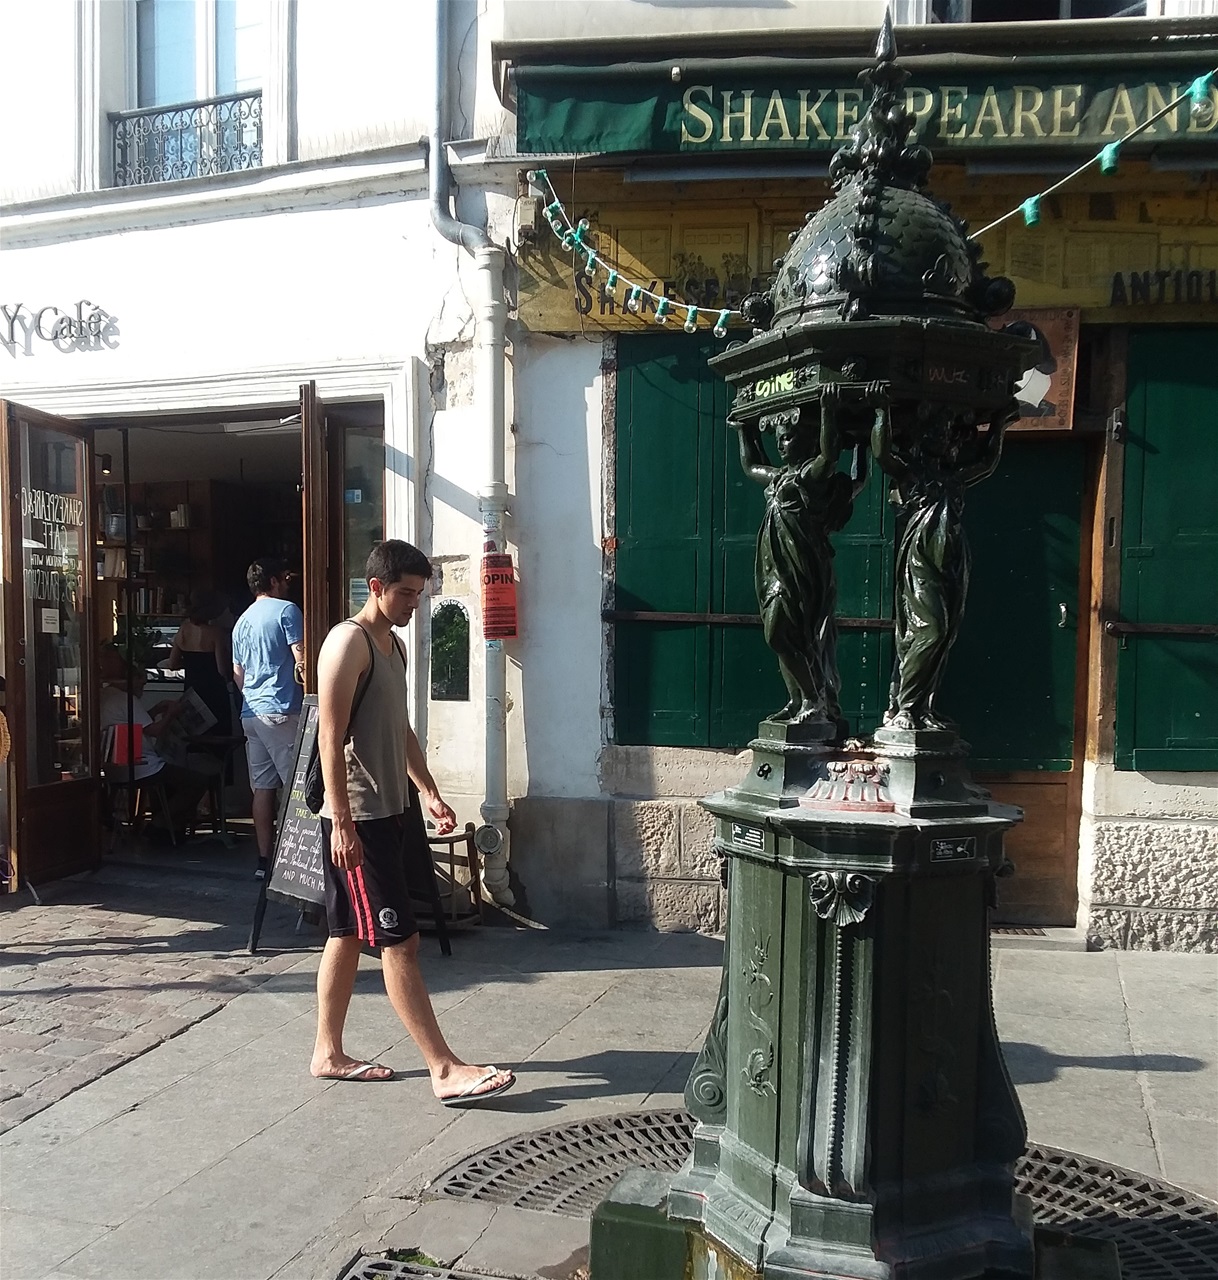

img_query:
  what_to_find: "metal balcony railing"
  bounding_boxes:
[110,90,262,187]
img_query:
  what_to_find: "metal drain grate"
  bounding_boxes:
[992,926,1048,936]
[340,1259,491,1280]
[426,1109,1218,1280]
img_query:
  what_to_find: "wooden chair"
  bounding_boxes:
[426,823,484,924]
[101,767,179,849]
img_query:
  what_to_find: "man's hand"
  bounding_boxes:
[330,817,365,870]
[422,790,457,836]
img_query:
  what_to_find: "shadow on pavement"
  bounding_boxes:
[1002,1041,1206,1085]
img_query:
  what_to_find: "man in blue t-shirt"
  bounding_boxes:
[232,557,304,879]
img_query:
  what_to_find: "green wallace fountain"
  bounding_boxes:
[590,19,1118,1280]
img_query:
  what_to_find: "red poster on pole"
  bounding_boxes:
[481,553,518,639]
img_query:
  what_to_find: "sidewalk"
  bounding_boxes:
[1,856,1215,1280]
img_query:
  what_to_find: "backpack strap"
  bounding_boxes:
[343,620,377,742]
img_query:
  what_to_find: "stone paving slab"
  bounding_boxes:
[0,852,1214,1280]
[0,858,313,1134]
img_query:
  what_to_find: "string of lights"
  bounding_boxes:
[526,167,739,335]
[972,68,1217,237]
[527,66,1216,323]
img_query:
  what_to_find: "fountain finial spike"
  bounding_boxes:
[876,6,897,63]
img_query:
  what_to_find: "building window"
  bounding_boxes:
[934,0,1151,17]
[137,0,197,107]
[112,0,264,186]
[136,0,264,107]
[431,602,471,702]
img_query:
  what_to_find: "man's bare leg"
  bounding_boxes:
[381,935,512,1099]
[310,935,392,1080]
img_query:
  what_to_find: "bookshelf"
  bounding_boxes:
[95,478,302,646]
[96,480,215,644]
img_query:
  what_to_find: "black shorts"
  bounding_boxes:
[320,813,419,948]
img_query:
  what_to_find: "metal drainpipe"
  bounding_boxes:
[429,0,515,907]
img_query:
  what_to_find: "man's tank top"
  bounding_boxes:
[321,623,410,822]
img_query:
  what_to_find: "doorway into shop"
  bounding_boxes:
[1,389,385,892]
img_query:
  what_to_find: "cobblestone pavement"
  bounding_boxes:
[0,846,312,1134]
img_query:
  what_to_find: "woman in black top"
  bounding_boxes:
[168,591,233,738]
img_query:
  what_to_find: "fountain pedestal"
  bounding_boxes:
[667,754,1032,1279]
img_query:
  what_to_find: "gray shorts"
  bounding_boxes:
[242,713,299,790]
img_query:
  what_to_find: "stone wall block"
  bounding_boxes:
[601,745,751,798]
[614,801,680,879]
[678,803,720,878]
[616,879,721,933]
[1088,907,1218,954]
[508,797,612,928]
[1091,821,1218,910]
[615,879,651,924]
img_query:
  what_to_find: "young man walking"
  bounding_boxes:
[311,539,514,1104]
[232,557,305,880]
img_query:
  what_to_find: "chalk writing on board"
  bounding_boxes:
[267,699,327,908]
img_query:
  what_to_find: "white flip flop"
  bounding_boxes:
[317,1061,395,1082]
[439,1066,516,1108]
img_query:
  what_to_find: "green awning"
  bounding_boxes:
[514,61,1218,156]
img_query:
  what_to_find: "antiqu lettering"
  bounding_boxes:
[1110,269,1218,306]
[1,299,118,356]
[677,78,1218,149]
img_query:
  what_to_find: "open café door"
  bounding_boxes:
[1,403,101,890]
[299,382,343,692]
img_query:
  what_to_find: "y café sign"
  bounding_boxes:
[2,299,118,355]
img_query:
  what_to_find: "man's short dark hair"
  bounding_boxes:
[366,540,432,586]
[247,557,288,595]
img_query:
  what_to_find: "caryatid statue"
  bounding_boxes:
[872,398,1017,733]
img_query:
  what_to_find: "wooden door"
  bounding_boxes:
[1,402,101,888]
[940,436,1090,925]
[300,382,343,692]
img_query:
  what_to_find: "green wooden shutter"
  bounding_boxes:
[614,335,893,748]
[832,464,895,737]
[939,437,1086,771]
[1116,328,1218,771]
[615,334,714,745]
[711,384,785,747]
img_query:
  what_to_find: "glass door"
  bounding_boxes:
[1,403,101,889]
[300,381,343,692]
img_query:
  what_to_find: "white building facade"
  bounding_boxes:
[3,0,1216,948]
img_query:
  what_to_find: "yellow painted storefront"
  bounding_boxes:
[517,162,1218,336]
[514,162,1214,927]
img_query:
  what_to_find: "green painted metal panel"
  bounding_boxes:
[1117,328,1218,771]
[723,856,783,1215]
[940,438,1086,771]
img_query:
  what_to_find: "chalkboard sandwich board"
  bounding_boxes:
[266,697,328,910]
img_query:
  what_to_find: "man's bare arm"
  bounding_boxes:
[406,726,456,835]
[316,626,369,866]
